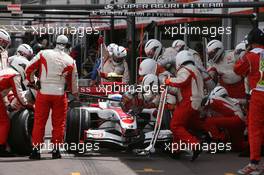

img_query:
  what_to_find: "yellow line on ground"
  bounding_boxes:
[135,168,164,173]
[225,173,237,175]
[71,172,80,175]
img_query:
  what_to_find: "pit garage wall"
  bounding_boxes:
[233,20,252,46]
[94,0,258,50]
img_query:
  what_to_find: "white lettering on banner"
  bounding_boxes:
[108,3,224,9]
[98,1,248,30]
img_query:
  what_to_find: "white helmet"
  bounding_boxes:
[142,74,159,102]
[56,35,68,44]
[144,39,162,60]
[112,46,127,64]
[234,42,246,60]
[138,58,157,76]
[107,43,118,57]
[10,56,30,80]
[17,44,33,60]
[56,35,68,50]
[175,50,195,69]
[172,39,186,52]
[108,94,122,107]
[207,40,224,63]
[0,29,11,49]
[235,42,246,52]
[209,86,228,99]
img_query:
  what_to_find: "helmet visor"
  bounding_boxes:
[0,38,10,49]
[207,49,219,62]
[113,56,125,63]
[146,49,155,58]
[234,49,245,57]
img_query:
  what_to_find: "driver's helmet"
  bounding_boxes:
[108,94,122,107]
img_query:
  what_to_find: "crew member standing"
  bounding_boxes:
[234,28,264,175]
[26,35,78,160]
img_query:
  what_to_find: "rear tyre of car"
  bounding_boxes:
[65,108,81,153]
[65,107,91,154]
[80,109,91,140]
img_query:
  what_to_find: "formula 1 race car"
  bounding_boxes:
[65,93,173,154]
[6,82,172,156]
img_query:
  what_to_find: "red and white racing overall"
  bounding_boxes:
[166,64,205,149]
[204,96,245,151]
[0,68,28,145]
[234,47,264,162]
[26,48,78,147]
[208,51,246,99]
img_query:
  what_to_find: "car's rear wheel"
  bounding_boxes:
[65,108,81,152]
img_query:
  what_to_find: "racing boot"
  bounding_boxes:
[191,142,203,162]
[52,149,61,159]
[191,149,202,161]
[29,148,41,160]
[0,145,15,157]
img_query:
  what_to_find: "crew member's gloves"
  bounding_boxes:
[99,72,107,78]
[6,104,15,112]
[201,96,209,107]
[10,98,23,110]
[164,78,171,86]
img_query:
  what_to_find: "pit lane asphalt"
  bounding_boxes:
[0,146,249,175]
[0,118,249,175]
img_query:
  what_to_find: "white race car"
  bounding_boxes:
[65,94,172,153]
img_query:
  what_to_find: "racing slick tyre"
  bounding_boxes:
[65,108,81,152]
[8,109,34,155]
[79,108,91,140]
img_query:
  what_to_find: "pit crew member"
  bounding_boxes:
[0,57,29,156]
[207,40,246,99]
[234,28,264,175]
[26,35,78,160]
[165,50,205,161]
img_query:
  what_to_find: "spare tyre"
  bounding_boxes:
[8,109,34,155]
